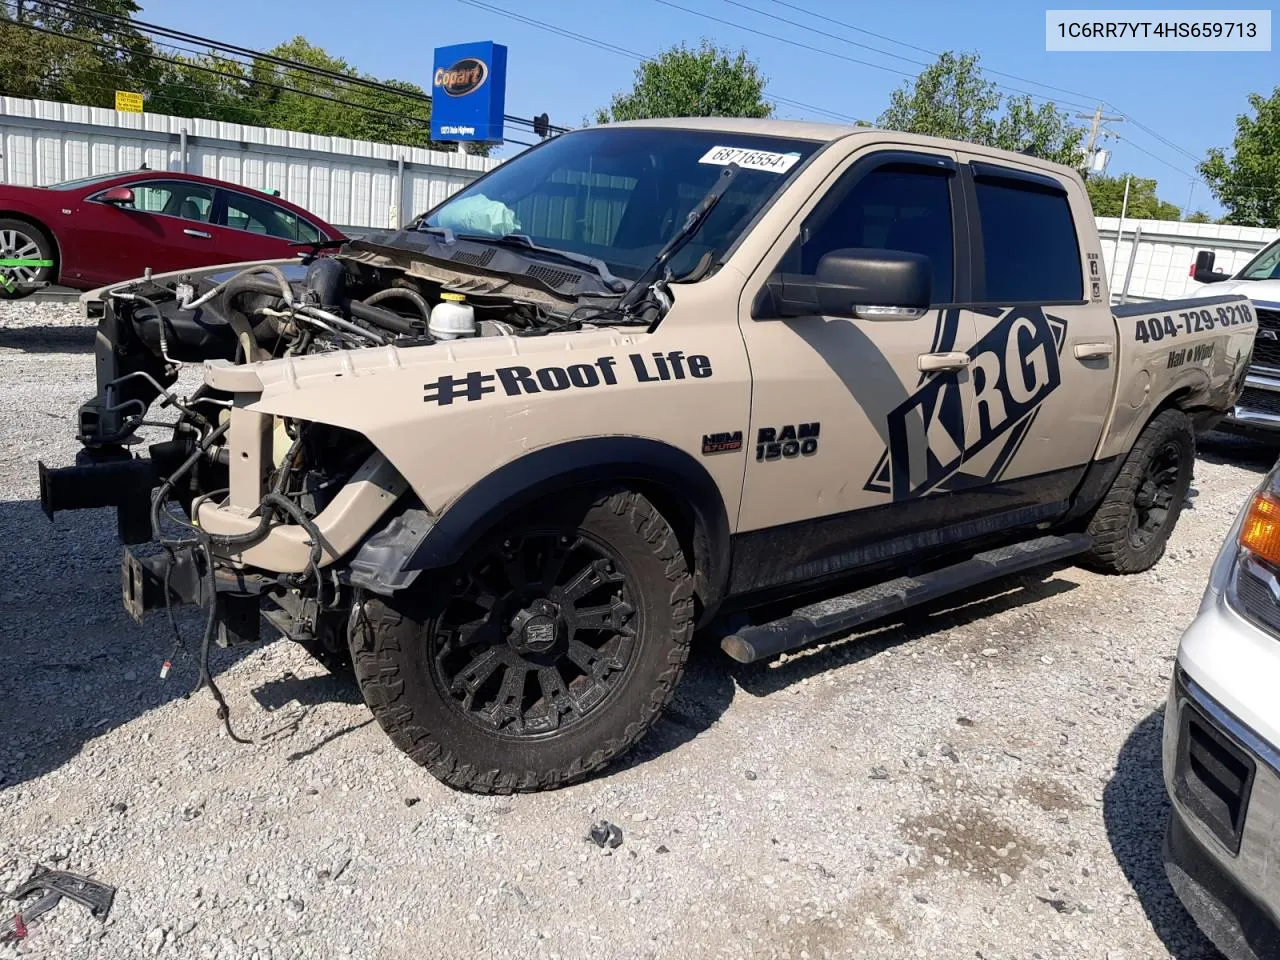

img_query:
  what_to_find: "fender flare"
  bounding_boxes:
[358,437,734,619]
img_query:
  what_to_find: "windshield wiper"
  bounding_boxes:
[416,224,456,243]
[617,162,741,315]
[454,232,626,293]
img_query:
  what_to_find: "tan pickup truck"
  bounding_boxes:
[40,119,1256,792]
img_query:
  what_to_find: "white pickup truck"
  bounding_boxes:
[1188,239,1280,432]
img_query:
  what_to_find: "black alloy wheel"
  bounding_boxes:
[431,531,639,738]
[1129,440,1182,550]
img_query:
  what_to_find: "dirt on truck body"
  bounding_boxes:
[39,119,1257,792]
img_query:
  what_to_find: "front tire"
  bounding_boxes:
[0,219,55,300]
[1082,409,1195,574]
[349,489,694,793]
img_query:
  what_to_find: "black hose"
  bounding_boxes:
[347,299,418,336]
[363,287,431,324]
[224,275,292,301]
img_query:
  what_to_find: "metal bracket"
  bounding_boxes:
[2,865,115,943]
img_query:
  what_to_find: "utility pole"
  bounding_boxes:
[1076,104,1125,174]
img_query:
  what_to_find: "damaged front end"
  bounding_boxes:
[38,234,624,690]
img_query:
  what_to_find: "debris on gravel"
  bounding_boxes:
[2,301,1274,959]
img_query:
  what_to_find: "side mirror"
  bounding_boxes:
[761,248,933,320]
[1192,249,1230,284]
[100,186,135,206]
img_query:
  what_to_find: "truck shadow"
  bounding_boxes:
[0,324,95,355]
[1198,430,1280,473]
[0,498,258,792]
[616,566,1082,777]
[1104,710,1221,959]
[727,565,1080,698]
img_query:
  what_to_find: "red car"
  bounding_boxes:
[0,171,344,299]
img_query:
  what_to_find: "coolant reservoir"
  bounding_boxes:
[429,292,476,340]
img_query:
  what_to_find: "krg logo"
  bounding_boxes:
[433,58,488,97]
[865,307,1066,500]
[756,423,820,462]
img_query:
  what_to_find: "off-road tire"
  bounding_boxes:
[1082,408,1195,574]
[348,489,695,793]
[0,218,55,300]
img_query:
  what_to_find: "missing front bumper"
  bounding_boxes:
[39,454,156,543]
[121,545,265,647]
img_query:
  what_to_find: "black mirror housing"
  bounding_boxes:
[1192,249,1230,284]
[762,248,933,320]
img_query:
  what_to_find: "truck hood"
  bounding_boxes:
[1186,279,1280,310]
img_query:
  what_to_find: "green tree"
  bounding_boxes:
[877,51,1084,167]
[0,0,150,107]
[145,54,259,125]
[595,40,772,123]
[239,37,485,152]
[1085,175,1183,220]
[1186,210,1212,223]
[1199,86,1280,228]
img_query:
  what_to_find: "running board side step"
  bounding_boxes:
[720,533,1093,664]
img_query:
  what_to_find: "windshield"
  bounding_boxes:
[1240,239,1280,281]
[422,127,822,282]
[46,172,135,191]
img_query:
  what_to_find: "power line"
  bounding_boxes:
[649,0,918,80]
[24,0,566,135]
[722,0,1096,111]
[747,0,1213,183]
[449,0,869,124]
[0,12,510,159]
[755,0,1102,107]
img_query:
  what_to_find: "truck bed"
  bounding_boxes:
[1100,294,1257,460]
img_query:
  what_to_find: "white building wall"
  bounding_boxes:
[0,96,499,234]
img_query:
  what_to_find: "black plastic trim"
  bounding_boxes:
[969,160,1070,194]
[1112,294,1253,317]
[401,437,733,618]
[1165,806,1280,960]
[728,465,1085,597]
[1061,453,1123,524]
[722,532,1092,663]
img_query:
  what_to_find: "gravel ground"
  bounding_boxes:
[2,301,1277,960]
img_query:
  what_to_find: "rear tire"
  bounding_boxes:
[1082,409,1195,574]
[0,218,55,300]
[348,489,694,793]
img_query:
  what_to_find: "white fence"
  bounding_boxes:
[1,95,1276,292]
[0,96,501,235]
[1097,216,1279,303]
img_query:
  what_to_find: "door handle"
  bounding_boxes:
[183,229,212,239]
[1073,342,1114,360]
[918,351,970,372]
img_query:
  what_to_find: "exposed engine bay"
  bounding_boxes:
[39,239,653,736]
[38,157,733,741]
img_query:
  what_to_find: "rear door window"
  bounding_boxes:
[220,190,311,240]
[973,176,1082,303]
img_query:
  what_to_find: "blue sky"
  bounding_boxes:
[141,0,1275,216]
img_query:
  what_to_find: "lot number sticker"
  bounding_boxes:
[698,146,802,174]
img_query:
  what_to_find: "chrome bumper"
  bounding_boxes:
[1163,670,1280,959]
[1227,370,1280,430]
